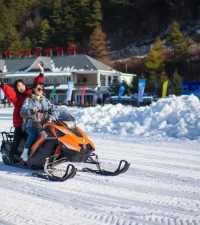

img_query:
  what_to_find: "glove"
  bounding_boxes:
[30,107,39,114]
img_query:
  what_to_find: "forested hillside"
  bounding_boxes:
[0,0,199,54]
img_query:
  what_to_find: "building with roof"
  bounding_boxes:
[0,55,136,104]
[0,55,136,89]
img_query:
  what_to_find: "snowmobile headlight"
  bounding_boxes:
[64,121,76,129]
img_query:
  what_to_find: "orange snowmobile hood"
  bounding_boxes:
[47,123,95,152]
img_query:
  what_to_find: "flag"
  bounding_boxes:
[118,83,126,98]
[138,79,146,103]
[67,80,74,102]
[162,80,169,98]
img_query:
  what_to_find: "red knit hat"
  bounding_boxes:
[33,73,45,85]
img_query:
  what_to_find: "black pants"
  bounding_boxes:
[11,127,25,156]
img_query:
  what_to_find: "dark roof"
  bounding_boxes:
[86,55,112,71]
[4,54,112,73]
[5,56,52,72]
[52,55,92,70]
[5,58,35,72]
[51,55,112,71]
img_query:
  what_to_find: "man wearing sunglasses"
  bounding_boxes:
[20,81,53,162]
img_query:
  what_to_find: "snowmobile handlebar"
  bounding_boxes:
[30,108,53,114]
[31,106,76,123]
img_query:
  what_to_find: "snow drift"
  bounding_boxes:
[67,95,200,140]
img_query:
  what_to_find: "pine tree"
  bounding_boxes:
[50,0,63,33]
[68,0,103,44]
[144,37,166,73]
[23,37,32,50]
[39,19,51,46]
[0,0,32,51]
[167,21,189,59]
[89,26,110,64]
[89,0,102,27]
[173,69,182,95]
[146,72,159,94]
[6,26,22,52]
[9,39,22,52]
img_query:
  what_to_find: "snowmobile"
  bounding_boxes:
[0,107,130,181]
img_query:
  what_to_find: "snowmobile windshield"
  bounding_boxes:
[58,111,75,122]
[52,107,75,122]
[54,108,76,129]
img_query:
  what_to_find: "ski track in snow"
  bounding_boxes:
[0,110,200,225]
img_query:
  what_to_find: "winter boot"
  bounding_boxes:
[21,148,29,162]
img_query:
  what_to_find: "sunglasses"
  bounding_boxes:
[36,87,44,91]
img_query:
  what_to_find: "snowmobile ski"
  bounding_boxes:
[81,159,130,176]
[41,155,130,178]
[79,153,130,176]
[32,157,77,182]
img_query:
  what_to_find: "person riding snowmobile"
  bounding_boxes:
[0,78,32,163]
[0,64,45,163]
[20,82,53,162]
[1,100,130,181]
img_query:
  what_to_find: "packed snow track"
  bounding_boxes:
[0,105,200,225]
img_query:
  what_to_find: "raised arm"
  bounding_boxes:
[38,62,44,74]
[0,80,17,105]
[36,62,45,83]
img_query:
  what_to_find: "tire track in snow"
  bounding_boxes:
[0,117,200,225]
[77,212,200,225]
[97,139,200,187]
[0,186,104,225]
[80,175,200,202]
[0,219,15,225]
[1,154,200,222]
[103,147,200,168]
[1,163,200,212]
[0,170,200,223]
[95,137,200,155]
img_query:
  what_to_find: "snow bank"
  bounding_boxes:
[68,95,200,140]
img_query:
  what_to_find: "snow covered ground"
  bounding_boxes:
[0,95,200,225]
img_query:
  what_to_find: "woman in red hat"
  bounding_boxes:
[20,78,52,162]
[0,63,45,163]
